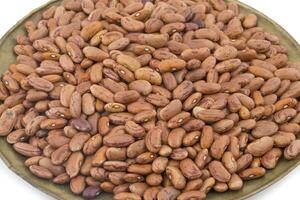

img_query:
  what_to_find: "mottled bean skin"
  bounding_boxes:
[2,0,300,199]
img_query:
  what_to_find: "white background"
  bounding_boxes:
[0,1,299,200]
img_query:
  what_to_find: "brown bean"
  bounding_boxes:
[66,42,83,63]
[173,81,194,101]
[222,152,238,174]
[210,135,230,159]
[215,59,241,73]
[83,46,109,62]
[273,132,296,148]
[125,121,145,139]
[114,90,140,104]
[13,142,41,157]
[239,167,266,180]
[92,146,108,167]
[246,136,274,157]
[212,119,234,133]
[104,134,134,148]
[145,127,162,153]
[183,93,202,111]
[72,118,91,132]
[213,182,228,193]
[179,158,202,180]
[129,80,152,96]
[83,134,102,155]
[121,17,145,32]
[135,67,162,85]
[28,77,54,92]
[195,149,210,170]
[129,182,148,196]
[170,148,188,161]
[274,108,297,124]
[252,120,278,138]
[193,107,225,123]
[243,14,258,28]
[128,164,152,175]
[152,157,168,174]
[236,153,253,172]
[280,123,300,134]
[182,131,200,147]
[116,54,141,72]
[146,94,170,107]
[247,39,271,53]
[261,148,282,169]
[0,109,17,136]
[2,0,300,198]
[69,132,90,152]
[7,129,27,144]
[183,179,203,192]
[114,192,141,200]
[159,100,182,121]
[70,176,86,195]
[177,191,206,200]
[143,187,161,200]
[80,21,102,41]
[284,140,300,160]
[275,68,300,81]
[90,84,114,103]
[127,140,147,159]
[208,161,231,183]
[194,81,221,95]
[159,145,172,157]
[228,174,243,190]
[108,38,130,51]
[51,144,71,165]
[60,84,75,107]
[157,186,180,200]
[248,66,274,80]
[103,161,128,172]
[66,152,84,178]
[136,152,157,164]
[53,173,70,185]
[29,165,53,179]
[69,91,82,118]
[214,46,238,61]
[181,48,210,61]
[166,166,186,189]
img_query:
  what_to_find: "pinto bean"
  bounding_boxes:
[3,0,300,199]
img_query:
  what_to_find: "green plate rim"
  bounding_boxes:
[0,0,299,200]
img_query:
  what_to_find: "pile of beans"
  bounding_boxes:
[1,0,300,199]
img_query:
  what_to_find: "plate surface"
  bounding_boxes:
[0,0,299,200]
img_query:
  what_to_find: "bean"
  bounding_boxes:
[2,0,300,199]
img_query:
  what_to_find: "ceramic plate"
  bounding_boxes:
[0,0,299,199]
